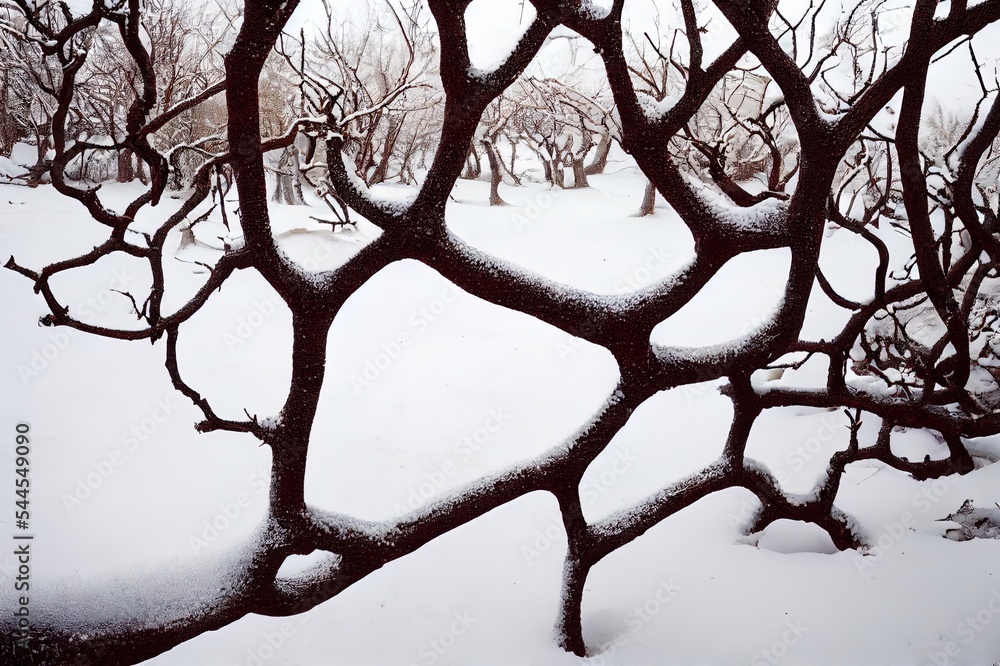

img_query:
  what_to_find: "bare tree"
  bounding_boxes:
[0,0,234,186]
[476,94,524,205]
[5,0,1000,664]
[512,75,608,189]
[0,8,65,184]
[282,0,438,190]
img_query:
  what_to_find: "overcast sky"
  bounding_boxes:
[284,0,1000,108]
[51,0,1000,119]
[285,0,678,72]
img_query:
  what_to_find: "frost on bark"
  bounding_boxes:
[5,0,1000,664]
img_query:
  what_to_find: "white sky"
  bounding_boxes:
[287,0,678,73]
[53,0,1000,119]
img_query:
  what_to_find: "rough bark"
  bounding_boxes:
[116,148,135,182]
[571,155,588,188]
[638,179,655,216]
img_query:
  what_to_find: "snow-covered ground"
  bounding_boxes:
[3,167,1000,666]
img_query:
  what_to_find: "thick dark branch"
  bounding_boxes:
[836,0,1000,149]
[324,135,406,230]
[224,0,301,258]
[754,385,1000,439]
[680,0,703,76]
[896,50,971,390]
[140,79,227,138]
[713,0,828,146]
[414,8,555,217]
[816,265,863,310]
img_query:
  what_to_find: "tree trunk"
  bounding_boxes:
[369,157,388,186]
[299,134,321,188]
[572,116,592,188]
[369,159,388,186]
[35,130,49,165]
[638,179,656,216]
[117,149,135,183]
[355,132,378,185]
[461,141,482,180]
[0,70,15,155]
[552,161,565,189]
[291,146,306,202]
[76,149,89,182]
[540,156,552,184]
[25,131,51,186]
[571,157,589,189]
[496,140,522,186]
[273,145,306,205]
[392,124,422,185]
[481,139,507,206]
[371,119,403,185]
[585,133,611,175]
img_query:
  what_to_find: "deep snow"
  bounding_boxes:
[2,167,1000,666]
